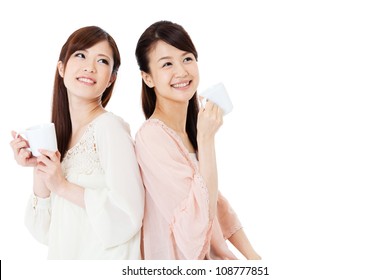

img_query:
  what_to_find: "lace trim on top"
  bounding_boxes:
[61,122,104,178]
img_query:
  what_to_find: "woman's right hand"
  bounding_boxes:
[197,99,223,141]
[10,131,37,167]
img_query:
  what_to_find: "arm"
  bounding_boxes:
[24,168,51,245]
[197,100,223,219]
[36,115,144,248]
[36,150,85,208]
[217,192,261,259]
[229,229,261,260]
[10,131,52,244]
[197,137,219,219]
[85,115,144,248]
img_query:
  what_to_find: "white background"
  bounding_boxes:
[1,0,389,279]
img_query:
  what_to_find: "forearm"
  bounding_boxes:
[197,137,218,219]
[33,168,50,198]
[229,228,261,260]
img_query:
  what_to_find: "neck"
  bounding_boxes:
[151,101,188,133]
[69,100,105,131]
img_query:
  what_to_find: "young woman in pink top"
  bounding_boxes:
[134,20,261,260]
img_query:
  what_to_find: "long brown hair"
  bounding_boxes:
[51,26,121,161]
[135,20,199,151]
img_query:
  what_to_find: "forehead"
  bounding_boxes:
[149,40,186,61]
[81,40,113,58]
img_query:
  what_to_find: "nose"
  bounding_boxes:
[83,61,96,73]
[83,66,95,73]
[174,63,188,78]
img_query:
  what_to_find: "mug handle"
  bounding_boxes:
[14,131,32,152]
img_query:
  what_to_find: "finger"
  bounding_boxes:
[10,136,22,146]
[37,154,51,166]
[15,140,29,150]
[10,140,28,157]
[11,131,27,141]
[35,163,47,173]
[10,134,28,145]
[10,138,19,149]
[26,157,38,166]
[216,105,224,117]
[204,99,216,111]
[55,151,61,159]
[210,102,224,116]
[199,96,207,111]
[217,107,224,123]
[19,148,32,159]
[39,149,59,161]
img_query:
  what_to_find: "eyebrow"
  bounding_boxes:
[157,52,192,62]
[95,53,112,60]
[77,49,112,60]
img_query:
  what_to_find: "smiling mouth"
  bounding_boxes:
[172,81,190,88]
[77,77,96,84]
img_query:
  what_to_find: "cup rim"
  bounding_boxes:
[26,123,55,131]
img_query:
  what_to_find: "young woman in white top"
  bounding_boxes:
[9,26,144,259]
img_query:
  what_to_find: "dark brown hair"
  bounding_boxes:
[135,20,199,151]
[51,26,121,160]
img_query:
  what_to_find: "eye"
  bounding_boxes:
[183,57,193,63]
[98,58,109,65]
[75,52,85,59]
[162,62,172,68]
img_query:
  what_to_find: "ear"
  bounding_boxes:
[107,73,117,88]
[57,61,64,78]
[141,71,154,88]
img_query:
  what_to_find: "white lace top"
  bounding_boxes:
[24,112,145,259]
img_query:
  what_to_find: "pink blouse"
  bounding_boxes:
[135,119,242,260]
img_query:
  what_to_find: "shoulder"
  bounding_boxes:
[135,119,184,153]
[135,119,177,144]
[135,119,196,174]
[93,111,131,136]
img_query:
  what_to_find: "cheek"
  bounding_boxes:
[154,72,171,86]
[191,64,199,75]
[190,65,199,82]
[62,71,72,88]
[100,68,114,84]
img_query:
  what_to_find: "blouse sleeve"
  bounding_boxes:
[84,114,145,249]
[135,122,212,259]
[24,194,51,245]
[217,192,243,239]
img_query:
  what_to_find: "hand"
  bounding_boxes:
[36,149,66,195]
[247,252,262,260]
[9,131,37,167]
[197,98,223,141]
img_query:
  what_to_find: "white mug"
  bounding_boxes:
[199,83,233,115]
[17,123,58,156]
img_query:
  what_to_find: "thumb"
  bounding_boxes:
[198,96,208,110]
[11,131,18,139]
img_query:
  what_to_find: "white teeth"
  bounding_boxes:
[172,82,189,88]
[78,77,94,84]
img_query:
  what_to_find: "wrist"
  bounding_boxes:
[56,179,68,197]
[197,134,215,146]
[246,251,262,260]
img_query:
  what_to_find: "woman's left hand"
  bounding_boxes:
[36,149,66,195]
